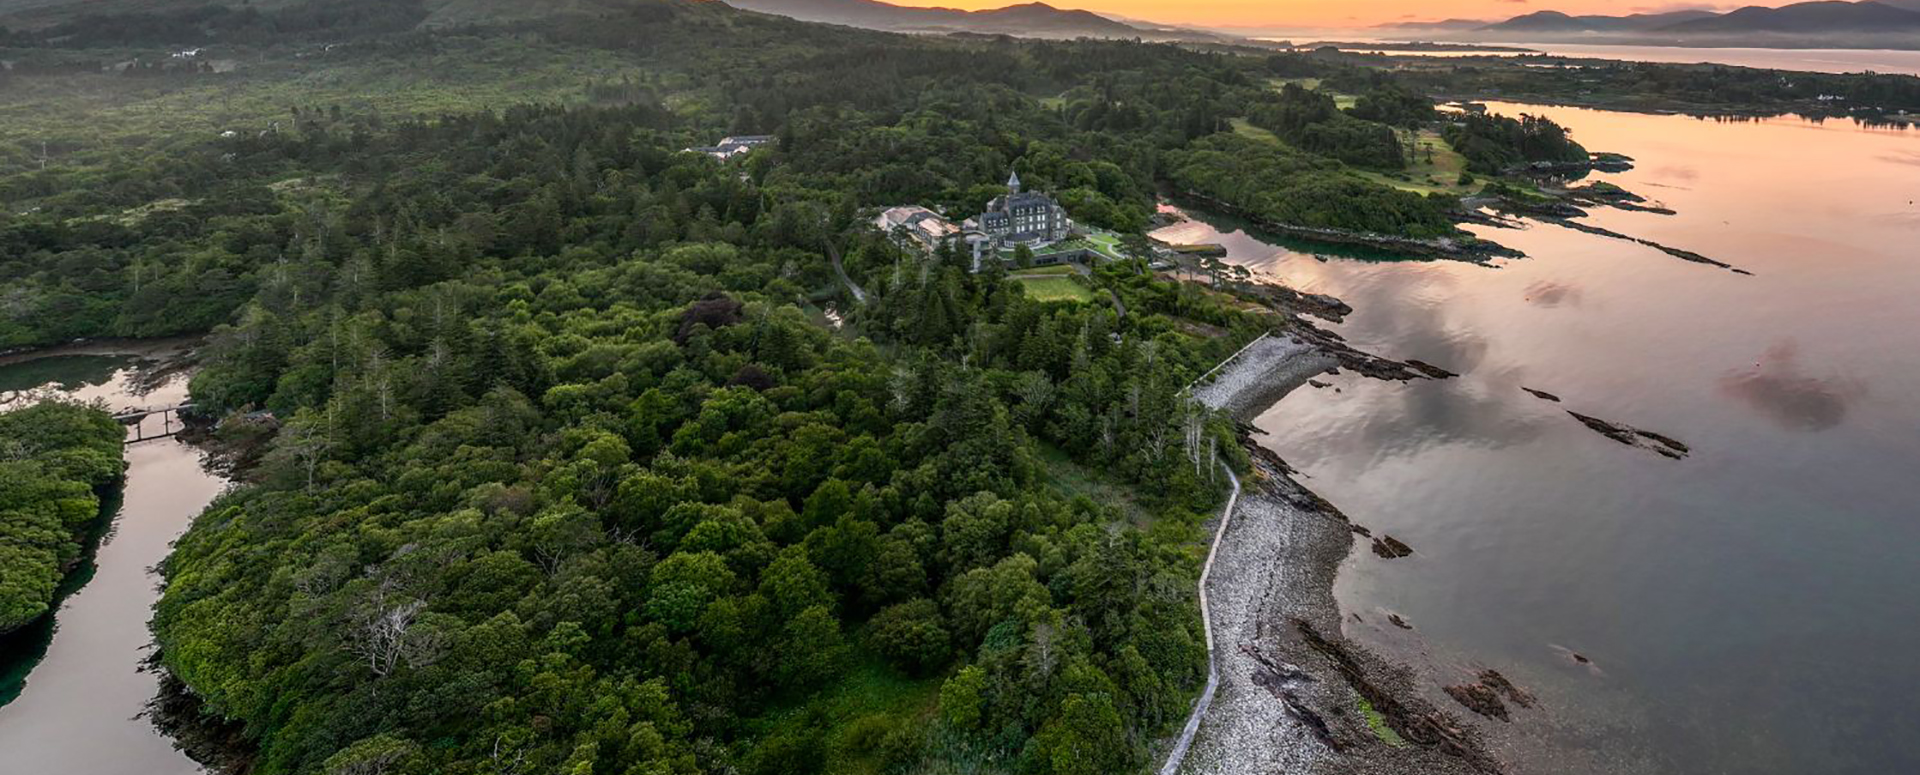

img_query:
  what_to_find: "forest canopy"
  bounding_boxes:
[0,401,125,634]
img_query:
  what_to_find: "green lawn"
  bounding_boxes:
[1082,231,1128,260]
[1008,265,1077,276]
[1013,275,1096,304]
[1353,128,1473,196]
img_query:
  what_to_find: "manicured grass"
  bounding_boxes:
[1014,275,1096,304]
[1266,77,1323,90]
[1008,265,1077,276]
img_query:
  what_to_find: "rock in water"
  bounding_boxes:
[1371,535,1414,559]
[1444,682,1511,722]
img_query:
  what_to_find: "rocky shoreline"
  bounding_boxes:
[1177,335,1500,775]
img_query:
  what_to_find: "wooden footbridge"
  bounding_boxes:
[114,404,193,443]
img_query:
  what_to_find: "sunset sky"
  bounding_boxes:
[880,0,1760,28]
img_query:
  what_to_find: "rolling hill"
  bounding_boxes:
[1476,1,1920,35]
[1661,1,1920,32]
[720,0,1214,40]
[1477,9,1719,33]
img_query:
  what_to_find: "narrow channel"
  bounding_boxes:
[0,348,220,774]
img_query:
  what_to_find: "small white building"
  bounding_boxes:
[875,206,960,251]
[680,134,775,161]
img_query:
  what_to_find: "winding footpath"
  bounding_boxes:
[824,240,867,304]
[1163,333,1338,775]
[1159,462,1240,775]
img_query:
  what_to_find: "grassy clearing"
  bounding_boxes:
[1263,77,1354,109]
[1353,128,1473,196]
[1229,117,1281,145]
[1013,275,1096,304]
[1035,442,1154,526]
[744,657,943,775]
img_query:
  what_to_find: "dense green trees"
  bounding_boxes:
[1246,83,1406,169]
[1166,133,1459,238]
[0,4,1351,772]
[1442,112,1590,173]
[95,47,1255,775]
[0,401,124,633]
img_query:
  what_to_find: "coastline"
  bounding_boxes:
[1175,331,1500,775]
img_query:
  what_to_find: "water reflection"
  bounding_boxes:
[1719,340,1866,432]
[1522,280,1582,308]
[0,352,214,775]
[1157,99,1920,775]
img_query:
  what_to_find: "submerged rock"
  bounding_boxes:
[1372,535,1415,559]
[1444,682,1511,722]
[1568,411,1691,460]
[1445,668,1537,722]
[1522,387,1561,403]
[1478,669,1536,709]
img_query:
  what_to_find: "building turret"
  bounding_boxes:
[1007,169,1021,194]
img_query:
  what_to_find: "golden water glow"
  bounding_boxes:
[877,1,1774,29]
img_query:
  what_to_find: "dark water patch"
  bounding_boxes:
[1521,280,1581,308]
[1719,340,1866,432]
[0,354,128,397]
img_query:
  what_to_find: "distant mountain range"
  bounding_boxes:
[1478,10,1721,34]
[0,0,1223,40]
[722,0,1221,41]
[1383,1,1920,41]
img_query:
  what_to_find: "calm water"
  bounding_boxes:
[0,351,217,775]
[1257,35,1920,76]
[1156,106,1920,774]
